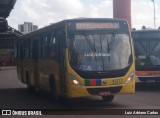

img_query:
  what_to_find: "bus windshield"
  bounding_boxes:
[68,31,132,71]
[134,38,160,66]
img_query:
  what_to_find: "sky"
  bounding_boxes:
[7,0,160,30]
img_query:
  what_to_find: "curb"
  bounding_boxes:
[0,66,16,71]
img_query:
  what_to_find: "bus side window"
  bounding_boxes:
[41,35,46,58]
[46,33,51,57]
[50,33,56,60]
[33,39,38,60]
[29,38,33,58]
[16,41,20,59]
[39,36,43,57]
[24,40,27,58]
[18,41,24,60]
[24,38,31,58]
[56,30,65,62]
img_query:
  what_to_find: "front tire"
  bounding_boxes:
[26,72,35,92]
[102,95,114,102]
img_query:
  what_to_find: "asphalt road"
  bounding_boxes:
[0,67,160,118]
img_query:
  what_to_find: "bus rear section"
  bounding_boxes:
[132,30,160,82]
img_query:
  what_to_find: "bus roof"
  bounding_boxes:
[132,29,160,33]
[18,18,128,40]
[132,29,160,39]
[65,18,127,22]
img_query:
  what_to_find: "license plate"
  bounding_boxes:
[99,91,111,96]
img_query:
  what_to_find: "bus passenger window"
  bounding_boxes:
[50,46,56,60]
[52,37,56,44]
[49,34,56,59]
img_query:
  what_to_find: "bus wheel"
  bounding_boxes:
[26,72,35,92]
[102,95,114,102]
[49,75,58,101]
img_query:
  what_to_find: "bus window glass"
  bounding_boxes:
[134,39,160,66]
[68,31,132,71]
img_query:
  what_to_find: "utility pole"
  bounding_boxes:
[152,0,156,28]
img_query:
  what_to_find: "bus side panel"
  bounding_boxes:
[38,59,61,94]
[16,59,25,83]
[23,59,36,86]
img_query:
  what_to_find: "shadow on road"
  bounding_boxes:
[0,87,125,110]
[34,89,125,109]
[136,82,160,91]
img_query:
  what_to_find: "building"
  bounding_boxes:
[18,22,38,34]
[0,0,22,66]
[0,26,22,66]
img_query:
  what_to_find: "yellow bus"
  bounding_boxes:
[16,18,135,102]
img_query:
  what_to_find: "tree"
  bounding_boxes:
[132,28,136,31]
[141,26,146,30]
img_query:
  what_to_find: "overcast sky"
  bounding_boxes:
[7,0,160,30]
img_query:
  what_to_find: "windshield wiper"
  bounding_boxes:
[83,32,95,51]
[100,35,104,70]
[107,32,115,61]
[83,33,98,63]
[138,41,151,57]
[150,41,160,54]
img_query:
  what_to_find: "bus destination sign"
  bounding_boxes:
[76,23,119,30]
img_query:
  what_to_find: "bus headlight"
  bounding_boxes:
[68,74,80,85]
[125,72,134,84]
[73,79,79,85]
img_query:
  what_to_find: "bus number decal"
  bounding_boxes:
[112,78,123,85]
